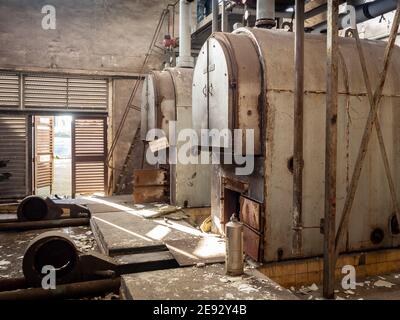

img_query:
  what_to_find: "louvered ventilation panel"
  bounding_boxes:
[25,76,67,108]
[73,118,106,196]
[24,76,108,111]
[0,73,20,107]
[0,116,27,199]
[68,78,108,110]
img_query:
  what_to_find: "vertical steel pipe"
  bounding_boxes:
[256,0,276,28]
[178,0,194,68]
[221,0,229,32]
[212,0,219,32]
[323,0,339,299]
[292,0,305,257]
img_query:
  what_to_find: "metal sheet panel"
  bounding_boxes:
[0,115,27,199]
[72,117,107,196]
[192,33,262,154]
[240,195,261,232]
[192,42,208,140]
[208,37,232,149]
[0,73,19,107]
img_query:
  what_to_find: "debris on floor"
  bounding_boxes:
[291,272,400,300]
[374,280,395,288]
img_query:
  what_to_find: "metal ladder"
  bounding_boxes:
[114,125,143,194]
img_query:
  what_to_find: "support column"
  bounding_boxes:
[292,0,305,257]
[323,0,339,299]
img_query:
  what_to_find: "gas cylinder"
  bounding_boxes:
[225,214,244,276]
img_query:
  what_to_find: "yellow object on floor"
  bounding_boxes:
[200,216,212,233]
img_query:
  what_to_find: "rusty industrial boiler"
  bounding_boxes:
[138,0,211,208]
[192,28,400,263]
[140,67,211,208]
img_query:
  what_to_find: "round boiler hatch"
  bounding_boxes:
[370,228,385,245]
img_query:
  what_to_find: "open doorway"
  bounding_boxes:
[223,187,241,224]
[34,115,72,197]
[33,115,108,198]
[53,115,72,196]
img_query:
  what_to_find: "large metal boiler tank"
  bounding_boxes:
[141,67,211,208]
[192,28,400,262]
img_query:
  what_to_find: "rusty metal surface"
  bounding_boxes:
[243,224,262,262]
[133,168,169,204]
[211,159,264,235]
[133,186,168,204]
[133,168,168,187]
[240,195,261,232]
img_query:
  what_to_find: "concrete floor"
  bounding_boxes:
[53,158,72,196]
[121,263,297,300]
[36,158,72,197]
[292,272,400,300]
[2,194,400,300]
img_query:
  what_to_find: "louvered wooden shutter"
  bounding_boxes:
[72,117,107,197]
[0,115,28,199]
[34,116,54,192]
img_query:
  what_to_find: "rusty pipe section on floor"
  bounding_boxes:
[0,217,90,232]
[0,278,121,300]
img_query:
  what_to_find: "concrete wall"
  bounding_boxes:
[111,79,144,193]
[0,0,174,73]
